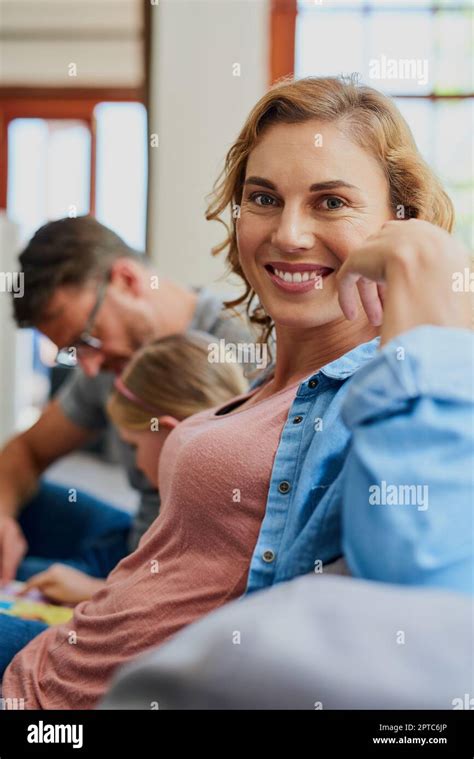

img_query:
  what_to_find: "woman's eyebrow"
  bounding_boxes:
[244,176,360,192]
[309,180,359,192]
[244,176,277,190]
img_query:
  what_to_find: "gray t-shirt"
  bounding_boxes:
[57,288,259,551]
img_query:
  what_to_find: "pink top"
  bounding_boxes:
[3,380,299,709]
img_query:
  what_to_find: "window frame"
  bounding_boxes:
[0,86,145,213]
[270,0,474,102]
[0,0,151,214]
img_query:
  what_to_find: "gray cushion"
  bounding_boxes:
[101,574,473,710]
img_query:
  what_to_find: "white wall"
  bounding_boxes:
[0,214,29,444]
[147,0,269,295]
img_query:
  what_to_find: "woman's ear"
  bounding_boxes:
[158,415,180,430]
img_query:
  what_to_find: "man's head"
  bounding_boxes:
[13,216,158,376]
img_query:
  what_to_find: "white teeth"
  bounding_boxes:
[272,268,321,284]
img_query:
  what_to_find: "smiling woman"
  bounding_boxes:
[1,75,471,711]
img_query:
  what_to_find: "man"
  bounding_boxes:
[0,216,257,585]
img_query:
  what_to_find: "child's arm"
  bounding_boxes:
[22,564,106,604]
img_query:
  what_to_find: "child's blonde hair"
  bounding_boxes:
[107,331,248,431]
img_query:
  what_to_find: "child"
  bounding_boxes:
[22,331,247,604]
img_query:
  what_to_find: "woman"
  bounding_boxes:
[1,75,470,708]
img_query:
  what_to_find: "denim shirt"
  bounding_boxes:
[245,335,380,594]
[342,326,473,596]
[246,326,474,597]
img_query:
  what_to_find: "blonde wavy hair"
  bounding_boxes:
[206,74,454,338]
[107,331,247,431]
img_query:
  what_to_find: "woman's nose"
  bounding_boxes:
[270,206,314,253]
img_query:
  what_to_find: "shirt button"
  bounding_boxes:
[308,378,319,389]
[293,415,303,424]
[262,549,276,563]
[278,480,291,493]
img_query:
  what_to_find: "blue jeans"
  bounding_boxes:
[0,481,132,678]
[17,480,132,580]
[0,614,48,679]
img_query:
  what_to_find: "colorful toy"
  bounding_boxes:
[0,581,73,626]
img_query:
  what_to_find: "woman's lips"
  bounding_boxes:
[264,262,335,294]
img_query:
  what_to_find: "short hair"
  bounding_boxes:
[12,215,140,327]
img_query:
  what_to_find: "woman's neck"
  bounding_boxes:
[270,316,378,391]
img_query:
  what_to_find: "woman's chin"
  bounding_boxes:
[270,307,342,331]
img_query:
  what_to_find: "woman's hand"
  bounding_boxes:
[337,219,472,345]
[21,563,106,604]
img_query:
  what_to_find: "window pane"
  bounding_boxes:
[7,119,90,242]
[450,187,474,248]
[433,100,473,185]
[296,10,364,79]
[298,0,365,7]
[396,99,473,248]
[47,122,91,221]
[367,12,433,95]
[396,98,434,162]
[7,119,48,239]
[371,0,432,6]
[437,0,473,7]
[435,11,473,94]
[299,0,472,5]
[94,102,147,252]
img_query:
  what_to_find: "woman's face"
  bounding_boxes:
[236,120,394,330]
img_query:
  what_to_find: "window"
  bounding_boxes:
[0,89,147,428]
[8,119,91,242]
[2,95,147,250]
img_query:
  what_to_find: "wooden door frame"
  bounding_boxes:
[270,0,297,85]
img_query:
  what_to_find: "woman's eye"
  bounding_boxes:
[250,193,277,207]
[320,196,346,210]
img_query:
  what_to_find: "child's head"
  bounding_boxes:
[107,331,247,487]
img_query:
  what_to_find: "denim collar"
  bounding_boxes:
[251,336,380,390]
[318,336,380,380]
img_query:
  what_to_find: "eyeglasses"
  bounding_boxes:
[55,279,108,368]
